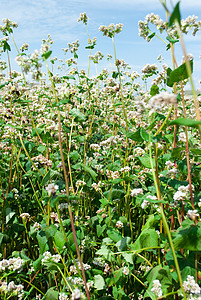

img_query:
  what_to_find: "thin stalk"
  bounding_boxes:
[11,33,43,143]
[85,24,92,77]
[7,50,12,80]
[174,20,200,122]
[44,58,90,299]
[154,105,173,136]
[57,266,73,292]
[149,131,187,299]
[18,134,43,176]
[180,84,195,208]
[159,1,201,127]
[131,273,147,288]
[112,36,128,132]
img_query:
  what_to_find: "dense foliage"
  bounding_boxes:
[1,2,201,299]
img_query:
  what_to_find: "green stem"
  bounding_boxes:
[149,131,187,299]
[112,36,128,132]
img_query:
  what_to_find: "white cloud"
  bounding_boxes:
[0,0,82,43]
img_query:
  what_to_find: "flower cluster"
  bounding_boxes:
[78,12,88,25]
[173,184,191,205]
[151,279,163,297]
[183,275,201,297]
[45,183,59,196]
[41,251,61,264]
[187,209,199,221]
[0,18,18,35]
[99,23,123,38]
[149,92,177,109]
[0,281,24,299]
[131,188,143,197]
[0,257,25,272]
[32,154,52,168]
[89,51,104,64]
[20,212,30,220]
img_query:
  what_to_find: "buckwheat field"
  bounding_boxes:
[1,1,201,299]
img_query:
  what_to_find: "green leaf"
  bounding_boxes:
[165,249,196,273]
[96,245,114,261]
[169,117,201,128]
[62,75,76,80]
[94,274,106,290]
[42,50,52,60]
[133,229,158,252]
[33,256,43,271]
[0,233,4,246]
[103,189,125,201]
[37,230,49,254]
[98,297,113,300]
[125,128,144,142]
[69,150,80,161]
[172,220,201,251]
[12,223,25,232]
[45,287,59,300]
[150,85,159,96]
[144,290,157,300]
[69,108,86,122]
[37,145,46,153]
[85,45,95,49]
[43,261,64,271]
[81,164,97,180]
[145,265,172,297]
[140,128,149,142]
[107,228,122,242]
[190,148,201,155]
[142,214,156,231]
[169,60,193,84]
[112,71,119,79]
[138,154,155,169]
[171,147,185,159]
[148,32,156,40]
[6,208,15,224]
[45,224,57,239]
[122,252,133,264]
[3,41,11,52]
[166,67,173,87]
[41,170,51,186]
[116,237,131,251]
[113,269,122,283]
[0,81,10,89]
[166,36,179,44]
[166,36,179,50]
[97,224,107,237]
[74,52,78,59]
[169,1,181,27]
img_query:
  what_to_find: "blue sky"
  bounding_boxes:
[1,0,201,89]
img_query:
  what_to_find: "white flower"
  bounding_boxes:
[149,92,177,109]
[59,293,69,300]
[141,199,150,209]
[187,210,199,220]
[116,220,124,228]
[20,213,30,220]
[40,43,50,54]
[41,251,61,264]
[120,166,131,173]
[77,12,88,24]
[183,275,201,295]
[71,288,81,300]
[151,279,163,297]
[131,188,143,197]
[45,183,59,196]
[123,266,129,275]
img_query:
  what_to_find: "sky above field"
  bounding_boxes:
[1,0,201,89]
